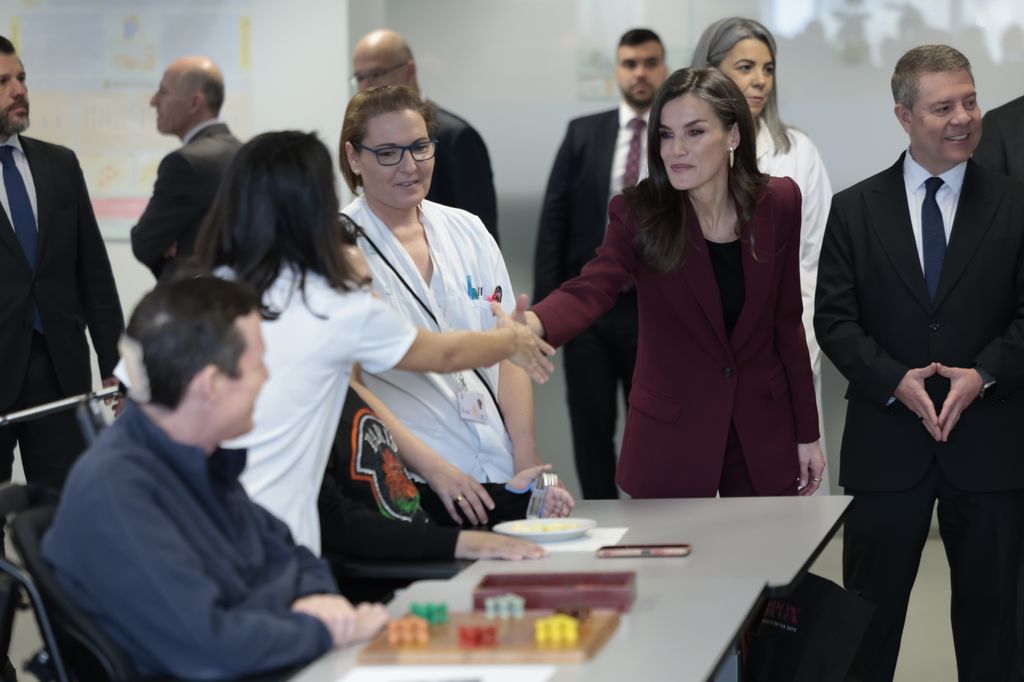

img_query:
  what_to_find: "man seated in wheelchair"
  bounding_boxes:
[42,277,387,679]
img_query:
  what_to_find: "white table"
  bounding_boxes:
[289,495,852,682]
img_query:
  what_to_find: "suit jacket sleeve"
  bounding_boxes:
[532,126,575,302]
[814,197,910,405]
[130,151,199,277]
[533,194,636,347]
[973,188,1024,392]
[72,155,124,378]
[773,179,820,442]
[443,126,498,241]
[973,110,1008,176]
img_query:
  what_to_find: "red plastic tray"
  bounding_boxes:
[472,572,636,613]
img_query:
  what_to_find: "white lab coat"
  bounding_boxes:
[756,124,833,493]
[344,196,517,483]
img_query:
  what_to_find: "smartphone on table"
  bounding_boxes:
[596,543,692,558]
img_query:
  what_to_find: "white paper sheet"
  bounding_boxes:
[541,527,628,552]
[340,664,555,682]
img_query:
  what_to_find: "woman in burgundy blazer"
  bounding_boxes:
[528,68,824,498]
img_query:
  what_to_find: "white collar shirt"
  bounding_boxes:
[0,134,39,230]
[182,118,221,145]
[610,101,650,198]
[902,148,966,272]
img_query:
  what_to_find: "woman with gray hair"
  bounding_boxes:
[692,18,833,492]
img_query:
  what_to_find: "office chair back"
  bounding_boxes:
[0,484,139,682]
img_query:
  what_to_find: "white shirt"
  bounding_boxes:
[344,196,517,483]
[610,101,651,198]
[181,118,222,145]
[902,148,965,271]
[755,125,832,375]
[0,135,39,230]
[224,268,417,554]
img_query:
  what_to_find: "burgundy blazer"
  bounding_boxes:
[533,177,819,498]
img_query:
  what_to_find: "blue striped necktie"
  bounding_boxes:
[0,145,43,332]
[922,176,945,302]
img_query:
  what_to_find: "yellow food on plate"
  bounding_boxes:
[509,521,580,533]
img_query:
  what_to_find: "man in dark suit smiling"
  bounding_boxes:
[815,45,1024,682]
[0,36,123,490]
[532,28,667,499]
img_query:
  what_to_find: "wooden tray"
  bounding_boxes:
[357,610,619,664]
[473,571,636,612]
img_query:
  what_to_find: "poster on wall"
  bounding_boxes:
[4,1,252,240]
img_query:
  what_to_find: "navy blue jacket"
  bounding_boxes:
[42,402,335,679]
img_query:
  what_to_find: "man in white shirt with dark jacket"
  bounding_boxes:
[532,28,667,499]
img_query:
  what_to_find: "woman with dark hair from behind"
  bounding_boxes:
[691,18,834,487]
[522,68,825,498]
[193,130,554,554]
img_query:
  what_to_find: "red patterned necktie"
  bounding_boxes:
[622,117,646,188]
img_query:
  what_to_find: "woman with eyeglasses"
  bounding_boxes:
[340,85,572,525]
[191,130,555,553]
[691,19,834,487]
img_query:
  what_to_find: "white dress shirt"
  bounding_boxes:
[902,148,966,272]
[610,101,650,198]
[0,135,39,230]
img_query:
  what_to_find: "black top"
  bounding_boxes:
[318,391,534,562]
[706,239,745,335]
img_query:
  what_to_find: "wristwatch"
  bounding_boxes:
[975,366,997,399]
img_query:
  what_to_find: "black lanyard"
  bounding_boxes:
[353,223,507,430]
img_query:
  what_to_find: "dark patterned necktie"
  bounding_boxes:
[922,176,945,301]
[0,145,43,332]
[622,118,646,189]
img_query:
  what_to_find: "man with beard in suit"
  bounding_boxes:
[532,28,667,499]
[0,36,123,491]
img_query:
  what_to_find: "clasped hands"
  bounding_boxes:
[894,363,982,442]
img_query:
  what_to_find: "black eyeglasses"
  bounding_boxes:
[353,138,438,166]
[349,61,409,89]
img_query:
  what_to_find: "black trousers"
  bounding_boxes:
[843,460,1023,682]
[562,291,638,500]
[0,332,86,491]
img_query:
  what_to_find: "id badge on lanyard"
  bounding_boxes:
[456,373,487,424]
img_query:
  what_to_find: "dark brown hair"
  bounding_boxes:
[626,67,767,274]
[194,131,363,319]
[891,45,973,109]
[127,277,259,409]
[339,84,438,192]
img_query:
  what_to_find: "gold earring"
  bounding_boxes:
[728,146,735,169]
